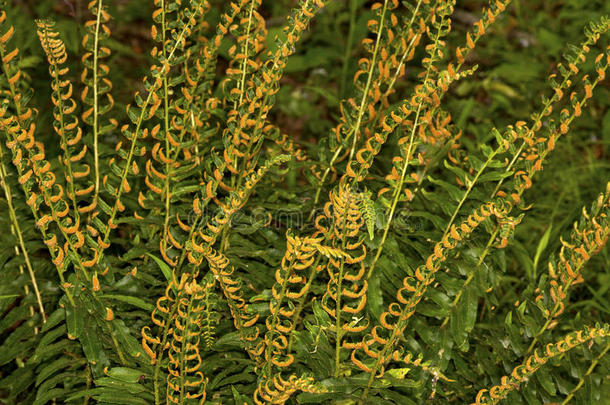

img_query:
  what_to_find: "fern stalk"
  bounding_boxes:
[442,142,501,238]
[471,324,610,405]
[490,21,609,197]
[93,6,203,266]
[91,0,104,203]
[346,0,389,163]
[561,342,610,405]
[448,59,609,335]
[366,3,453,281]
[0,145,46,323]
[36,20,81,221]
[310,0,392,214]
[161,0,173,264]
[332,221,350,378]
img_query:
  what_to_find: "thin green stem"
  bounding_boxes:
[0,149,46,323]
[308,145,344,221]
[561,342,610,405]
[311,0,425,218]
[286,254,323,353]
[262,263,293,377]
[443,147,499,239]
[382,0,423,99]
[346,0,389,164]
[39,27,80,223]
[95,8,199,261]
[491,35,599,197]
[161,0,173,261]
[440,227,498,328]
[178,296,195,402]
[365,19,444,281]
[154,302,179,405]
[236,0,256,111]
[92,0,103,204]
[334,254,347,378]
[107,322,127,366]
[332,188,354,378]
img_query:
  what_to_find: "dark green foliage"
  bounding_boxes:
[0,0,609,404]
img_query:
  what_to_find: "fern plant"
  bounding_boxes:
[0,0,609,404]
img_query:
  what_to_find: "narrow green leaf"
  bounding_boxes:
[36,357,83,387]
[64,304,84,340]
[79,322,102,365]
[533,223,552,279]
[536,366,556,396]
[101,294,154,311]
[146,253,172,282]
[106,367,148,384]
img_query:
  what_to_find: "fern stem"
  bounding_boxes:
[0,149,46,323]
[365,16,445,281]
[154,301,180,405]
[382,0,424,100]
[222,0,257,208]
[442,70,608,340]
[38,24,81,222]
[346,0,389,164]
[561,342,610,405]
[100,88,153,244]
[96,9,199,261]
[309,0,389,213]
[107,321,127,365]
[491,30,603,197]
[360,310,404,401]
[83,364,92,405]
[365,102,422,281]
[235,0,256,111]
[161,0,173,263]
[0,39,71,300]
[202,280,214,346]
[92,0,103,205]
[442,146,500,238]
[527,212,608,355]
[262,264,294,377]
[333,255,347,378]
[440,226,498,329]
[220,1,315,249]
[364,0,427,138]
[176,216,202,272]
[177,294,195,403]
[472,324,609,404]
[286,254,323,352]
[308,145,344,221]
[310,0,426,219]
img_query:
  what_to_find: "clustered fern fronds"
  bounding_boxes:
[0,0,609,404]
[473,324,610,405]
